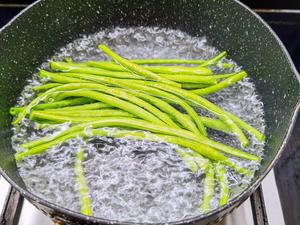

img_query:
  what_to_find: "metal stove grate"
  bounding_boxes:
[0,174,274,225]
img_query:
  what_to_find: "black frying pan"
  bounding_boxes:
[0,0,299,224]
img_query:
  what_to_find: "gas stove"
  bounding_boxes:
[0,2,299,225]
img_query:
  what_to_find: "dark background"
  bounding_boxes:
[1,1,300,225]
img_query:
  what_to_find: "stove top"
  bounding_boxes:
[0,2,299,225]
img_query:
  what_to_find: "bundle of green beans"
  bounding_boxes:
[11,44,265,215]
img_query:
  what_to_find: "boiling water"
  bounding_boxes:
[12,27,265,223]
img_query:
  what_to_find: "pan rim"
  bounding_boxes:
[0,0,299,224]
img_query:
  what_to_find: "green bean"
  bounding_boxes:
[176,148,208,173]
[74,148,93,216]
[104,130,250,175]
[49,90,166,125]
[192,71,247,95]
[48,86,176,128]
[199,51,227,67]
[116,88,201,136]
[21,117,259,162]
[158,74,217,84]
[181,83,210,90]
[98,44,181,87]
[200,163,215,212]
[176,149,199,172]
[32,83,61,91]
[30,110,134,122]
[44,109,134,118]
[19,117,199,154]
[215,163,229,206]
[41,69,224,84]
[88,61,212,75]
[12,83,155,125]
[200,116,232,134]
[145,66,212,75]
[139,81,250,147]
[45,102,112,111]
[10,107,24,116]
[39,70,92,84]
[50,62,142,79]
[33,98,95,110]
[17,126,249,174]
[51,74,207,136]
[180,114,232,134]
[109,58,232,68]
[107,79,206,136]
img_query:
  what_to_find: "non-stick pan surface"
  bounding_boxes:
[0,0,299,224]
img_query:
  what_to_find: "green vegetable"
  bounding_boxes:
[32,83,61,91]
[48,89,166,125]
[138,80,251,147]
[45,102,112,111]
[215,163,229,206]
[33,98,95,110]
[74,148,93,216]
[200,163,215,212]
[10,107,24,116]
[49,63,142,79]
[199,51,228,67]
[198,116,232,134]
[116,88,201,136]
[88,61,212,75]
[176,148,208,173]
[47,87,178,128]
[98,44,181,87]
[192,71,247,95]
[181,83,210,90]
[30,109,135,121]
[17,127,250,175]
[47,75,207,136]
[107,58,232,68]
[20,117,259,162]
[40,70,92,84]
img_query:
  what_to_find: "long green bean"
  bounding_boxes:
[12,83,157,125]
[192,71,247,95]
[158,74,217,84]
[45,102,113,111]
[47,86,177,128]
[33,98,95,110]
[42,109,134,117]
[98,44,181,87]
[32,83,61,91]
[50,62,142,79]
[50,90,166,125]
[10,107,24,116]
[17,127,249,175]
[20,117,259,162]
[176,148,208,173]
[74,148,93,216]
[115,88,202,136]
[215,163,229,206]
[181,115,232,134]
[30,110,134,122]
[199,51,227,67]
[135,81,251,147]
[88,61,212,75]
[200,163,215,212]
[40,70,92,84]
[50,75,207,136]
[108,58,232,68]
[182,83,210,90]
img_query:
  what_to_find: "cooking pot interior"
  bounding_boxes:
[0,0,299,223]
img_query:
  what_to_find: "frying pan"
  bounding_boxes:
[0,0,299,224]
